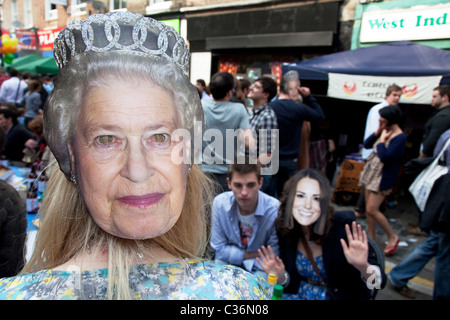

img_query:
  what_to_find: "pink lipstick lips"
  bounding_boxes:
[119,193,164,207]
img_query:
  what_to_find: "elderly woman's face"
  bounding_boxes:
[287,80,299,101]
[292,177,321,227]
[70,80,187,240]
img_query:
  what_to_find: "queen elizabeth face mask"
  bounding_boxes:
[69,79,187,240]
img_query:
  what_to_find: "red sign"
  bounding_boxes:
[16,29,37,50]
[37,27,64,51]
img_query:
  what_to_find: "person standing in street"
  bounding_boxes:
[358,106,406,256]
[23,80,43,128]
[389,130,450,300]
[419,85,450,159]
[247,76,278,196]
[201,72,255,194]
[408,84,450,236]
[355,84,403,217]
[388,85,450,300]
[195,79,212,101]
[269,75,325,197]
[361,85,403,160]
[282,70,312,170]
[0,68,28,106]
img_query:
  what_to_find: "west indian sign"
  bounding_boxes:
[360,3,450,43]
[327,73,442,104]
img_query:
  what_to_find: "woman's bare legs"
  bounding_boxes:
[365,189,399,247]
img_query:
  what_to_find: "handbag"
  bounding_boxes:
[409,138,450,212]
[420,173,450,234]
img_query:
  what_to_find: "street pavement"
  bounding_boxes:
[333,191,434,300]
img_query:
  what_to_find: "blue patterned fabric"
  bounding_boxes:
[283,251,330,300]
[0,259,269,300]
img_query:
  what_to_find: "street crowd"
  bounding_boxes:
[0,40,449,300]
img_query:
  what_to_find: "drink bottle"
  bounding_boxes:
[27,161,38,190]
[271,284,283,300]
[267,272,277,297]
[38,168,48,194]
[26,183,39,214]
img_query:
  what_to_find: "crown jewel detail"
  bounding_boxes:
[53,12,190,74]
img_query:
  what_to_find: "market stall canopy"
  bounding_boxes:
[6,54,42,71]
[35,57,58,75]
[282,41,450,104]
[283,41,450,81]
[13,56,58,75]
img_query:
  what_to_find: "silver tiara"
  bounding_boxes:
[53,12,190,74]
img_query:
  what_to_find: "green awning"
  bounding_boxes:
[6,54,42,71]
[14,57,59,75]
[35,57,59,75]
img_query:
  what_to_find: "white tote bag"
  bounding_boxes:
[409,139,450,212]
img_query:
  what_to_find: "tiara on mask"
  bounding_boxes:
[53,11,190,74]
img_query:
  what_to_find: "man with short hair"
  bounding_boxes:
[388,85,450,299]
[407,85,450,235]
[195,79,212,101]
[231,78,252,112]
[0,68,27,105]
[201,72,255,193]
[0,107,37,163]
[210,160,279,278]
[269,76,325,196]
[419,84,450,158]
[247,76,278,196]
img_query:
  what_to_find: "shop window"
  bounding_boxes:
[68,0,87,17]
[147,0,172,12]
[11,0,19,25]
[45,0,58,21]
[150,0,169,4]
[110,0,127,11]
[217,54,294,84]
[23,0,34,28]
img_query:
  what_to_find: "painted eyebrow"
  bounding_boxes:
[83,120,177,136]
[296,191,321,196]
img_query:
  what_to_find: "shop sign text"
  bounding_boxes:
[360,4,450,43]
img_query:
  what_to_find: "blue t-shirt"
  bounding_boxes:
[201,100,251,174]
